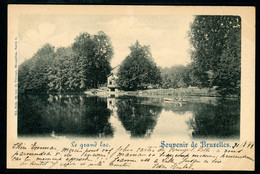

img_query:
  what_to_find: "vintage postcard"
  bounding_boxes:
[7,5,255,170]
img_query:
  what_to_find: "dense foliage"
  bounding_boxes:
[117,41,162,91]
[18,44,55,92]
[19,16,241,97]
[19,31,113,93]
[160,65,191,89]
[72,31,113,89]
[188,16,241,96]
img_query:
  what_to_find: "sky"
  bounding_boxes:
[18,14,194,68]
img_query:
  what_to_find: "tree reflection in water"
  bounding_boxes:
[18,94,114,137]
[188,99,240,138]
[116,96,162,138]
[18,94,240,139]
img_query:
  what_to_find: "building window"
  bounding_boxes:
[111,88,115,92]
[109,81,112,85]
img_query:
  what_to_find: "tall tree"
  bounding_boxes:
[117,41,162,91]
[72,31,113,90]
[189,16,241,96]
[48,47,75,92]
[18,58,33,91]
[18,43,55,92]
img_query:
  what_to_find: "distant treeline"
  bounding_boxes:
[160,64,195,89]
[19,16,241,97]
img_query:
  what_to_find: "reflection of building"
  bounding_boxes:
[107,65,120,95]
[107,97,118,113]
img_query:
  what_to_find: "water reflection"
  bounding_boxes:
[18,94,240,139]
[188,99,240,138]
[18,94,113,137]
[115,96,162,138]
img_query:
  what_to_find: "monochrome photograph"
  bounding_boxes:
[17,14,241,140]
[6,5,255,170]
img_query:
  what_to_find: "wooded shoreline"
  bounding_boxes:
[19,87,239,99]
[18,16,241,98]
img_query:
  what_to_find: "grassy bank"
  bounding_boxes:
[124,87,221,98]
[141,87,219,97]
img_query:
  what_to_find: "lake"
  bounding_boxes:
[18,94,240,139]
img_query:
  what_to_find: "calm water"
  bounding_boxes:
[18,94,240,139]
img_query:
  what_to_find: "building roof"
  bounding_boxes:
[111,65,120,70]
[107,65,120,77]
